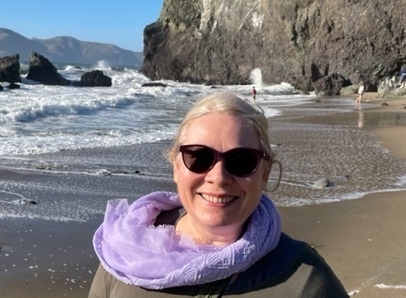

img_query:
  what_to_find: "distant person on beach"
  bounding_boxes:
[399,65,406,86]
[88,92,348,297]
[355,81,365,105]
[251,86,257,101]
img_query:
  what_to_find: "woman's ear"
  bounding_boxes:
[264,165,271,181]
[173,164,179,184]
[261,163,272,191]
[172,150,179,184]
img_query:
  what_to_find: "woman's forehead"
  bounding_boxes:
[183,113,259,146]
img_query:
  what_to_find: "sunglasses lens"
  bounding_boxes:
[179,145,264,177]
[224,148,260,177]
[181,146,215,173]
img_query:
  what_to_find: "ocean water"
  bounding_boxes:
[0,63,299,155]
[0,62,405,222]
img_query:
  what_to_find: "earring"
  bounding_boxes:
[266,160,282,192]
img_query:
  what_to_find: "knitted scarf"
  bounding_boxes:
[93,191,281,290]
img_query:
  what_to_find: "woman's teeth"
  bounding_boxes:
[201,194,235,204]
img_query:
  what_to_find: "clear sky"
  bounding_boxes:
[0,0,163,52]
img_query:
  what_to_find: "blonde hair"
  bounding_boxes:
[168,92,275,166]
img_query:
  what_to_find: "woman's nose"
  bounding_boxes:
[204,160,234,184]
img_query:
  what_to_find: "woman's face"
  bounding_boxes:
[173,113,270,234]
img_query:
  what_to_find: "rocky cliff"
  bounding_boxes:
[141,0,406,91]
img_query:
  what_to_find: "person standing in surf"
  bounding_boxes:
[355,81,365,105]
[251,86,257,101]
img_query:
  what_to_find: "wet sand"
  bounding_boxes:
[0,93,405,297]
[280,94,406,297]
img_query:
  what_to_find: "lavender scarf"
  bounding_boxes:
[93,191,281,290]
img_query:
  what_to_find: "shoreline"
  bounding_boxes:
[0,93,405,297]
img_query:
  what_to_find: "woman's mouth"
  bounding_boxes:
[200,194,237,204]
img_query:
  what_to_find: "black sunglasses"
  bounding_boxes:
[179,144,269,177]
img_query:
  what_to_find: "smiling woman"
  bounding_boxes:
[88,92,348,297]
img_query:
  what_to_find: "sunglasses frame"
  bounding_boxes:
[178,144,270,177]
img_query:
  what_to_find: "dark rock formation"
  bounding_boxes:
[313,73,350,96]
[71,70,112,87]
[141,0,406,92]
[141,82,168,87]
[7,82,20,89]
[26,52,70,85]
[1,52,113,88]
[0,54,21,83]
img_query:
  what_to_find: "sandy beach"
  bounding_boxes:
[0,93,405,297]
[281,93,406,297]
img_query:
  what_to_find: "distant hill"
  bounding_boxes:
[0,28,143,67]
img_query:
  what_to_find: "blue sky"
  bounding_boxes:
[0,0,163,52]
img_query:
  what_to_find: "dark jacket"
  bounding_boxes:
[89,210,348,298]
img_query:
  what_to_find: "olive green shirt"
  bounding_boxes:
[89,209,348,298]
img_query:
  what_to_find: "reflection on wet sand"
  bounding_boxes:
[357,110,364,128]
